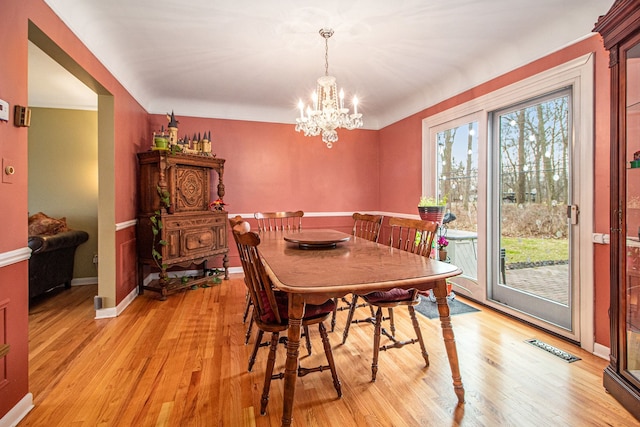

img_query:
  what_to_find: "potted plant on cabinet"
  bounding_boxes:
[418,196,446,223]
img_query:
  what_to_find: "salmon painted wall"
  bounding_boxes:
[0,0,35,418]
[378,35,612,347]
[147,115,380,215]
[0,0,149,419]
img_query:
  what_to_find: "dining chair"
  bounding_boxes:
[251,210,303,331]
[229,216,312,354]
[331,213,383,332]
[355,216,438,381]
[229,216,256,343]
[254,210,304,232]
[232,224,342,414]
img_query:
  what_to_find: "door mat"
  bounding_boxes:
[525,338,581,363]
[415,295,480,319]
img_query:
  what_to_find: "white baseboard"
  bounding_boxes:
[94,285,138,319]
[0,393,33,427]
[71,277,98,286]
[593,342,610,360]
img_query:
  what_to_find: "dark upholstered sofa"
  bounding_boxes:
[28,230,89,299]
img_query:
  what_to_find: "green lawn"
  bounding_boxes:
[502,237,568,264]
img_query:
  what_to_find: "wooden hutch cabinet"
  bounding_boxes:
[594,0,640,420]
[136,151,229,299]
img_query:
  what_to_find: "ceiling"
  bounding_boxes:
[30,0,613,129]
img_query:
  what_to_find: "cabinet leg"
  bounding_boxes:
[138,264,145,295]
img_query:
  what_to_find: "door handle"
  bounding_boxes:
[567,204,579,225]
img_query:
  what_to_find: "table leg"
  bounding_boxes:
[282,293,304,426]
[433,279,465,405]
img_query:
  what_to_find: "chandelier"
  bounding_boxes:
[295,28,363,148]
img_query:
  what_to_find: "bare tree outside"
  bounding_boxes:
[436,93,569,266]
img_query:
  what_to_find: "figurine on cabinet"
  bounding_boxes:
[151,111,216,157]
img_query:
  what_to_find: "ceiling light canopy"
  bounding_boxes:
[295,28,363,148]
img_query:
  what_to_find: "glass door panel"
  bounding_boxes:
[625,44,640,385]
[491,88,573,330]
[435,121,479,294]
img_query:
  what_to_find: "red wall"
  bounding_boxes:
[0,0,35,418]
[147,115,380,214]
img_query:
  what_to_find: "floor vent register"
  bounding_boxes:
[525,338,581,363]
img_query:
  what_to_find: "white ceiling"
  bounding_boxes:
[31,0,612,129]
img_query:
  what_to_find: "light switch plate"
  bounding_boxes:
[0,99,8,121]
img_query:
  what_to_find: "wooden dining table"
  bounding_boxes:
[256,229,466,427]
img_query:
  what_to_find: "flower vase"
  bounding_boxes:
[439,249,448,261]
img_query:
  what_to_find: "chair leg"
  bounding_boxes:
[248,329,263,372]
[260,332,279,415]
[244,314,254,345]
[388,308,396,337]
[342,294,359,344]
[371,306,383,382]
[318,322,342,398]
[242,292,252,323]
[303,325,312,356]
[331,298,338,332]
[408,305,429,367]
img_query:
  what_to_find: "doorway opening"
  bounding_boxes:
[28,21,116,309]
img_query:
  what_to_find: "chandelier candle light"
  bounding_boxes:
[295,28,363,148]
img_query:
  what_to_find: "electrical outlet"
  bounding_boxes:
[2,158,15,184]
[92,254,98,264]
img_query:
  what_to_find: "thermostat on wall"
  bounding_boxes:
[0,99,9,121]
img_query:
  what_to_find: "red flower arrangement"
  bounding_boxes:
[209,198,227,211]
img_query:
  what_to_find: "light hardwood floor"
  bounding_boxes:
[21,277,639,426]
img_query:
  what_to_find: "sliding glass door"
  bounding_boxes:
[490,88,574,330]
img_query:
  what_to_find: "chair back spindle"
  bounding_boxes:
[254,211,304,232]
[351,213,383,242]
[387,217,438,257]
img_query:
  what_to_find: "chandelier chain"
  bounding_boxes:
[325,36,329,76]
[320,28,333,76]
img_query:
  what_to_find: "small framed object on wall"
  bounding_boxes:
[14,105,31,127]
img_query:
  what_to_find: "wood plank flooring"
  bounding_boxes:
[21,277,640,426]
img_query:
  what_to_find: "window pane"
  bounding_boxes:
[436,122,479,232]
[436,122,478,281]
[497,92,570,304]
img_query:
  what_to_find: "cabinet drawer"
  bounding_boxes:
[182,228,217,254]
[163,215,227,261]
